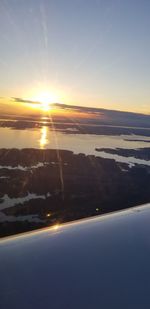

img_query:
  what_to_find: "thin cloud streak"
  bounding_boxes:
[12,97,41,105]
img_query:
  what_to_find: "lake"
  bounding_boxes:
[0,126,150,166]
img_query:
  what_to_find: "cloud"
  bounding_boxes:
[53,103,104,115]
[12,97,41,105]
[12,98,104,115]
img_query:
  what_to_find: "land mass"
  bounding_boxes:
[95,148,150,160]
[0,148,150,237]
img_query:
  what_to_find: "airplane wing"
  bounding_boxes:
[0,203,150,309]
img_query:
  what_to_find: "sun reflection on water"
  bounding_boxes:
[40,126,48,149]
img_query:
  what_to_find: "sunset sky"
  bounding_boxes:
[0,0,150,114]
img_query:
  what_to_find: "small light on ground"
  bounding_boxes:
[46,213,51,217]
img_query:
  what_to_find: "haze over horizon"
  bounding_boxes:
[0,97,150,118]
[0,0,150,114]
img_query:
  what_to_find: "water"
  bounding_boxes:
[0,127,150,166]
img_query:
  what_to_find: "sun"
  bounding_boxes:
[31,90,59,111]
[41,100,51,112]
[36,92,55,111]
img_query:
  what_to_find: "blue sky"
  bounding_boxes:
[0,0,150,113]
